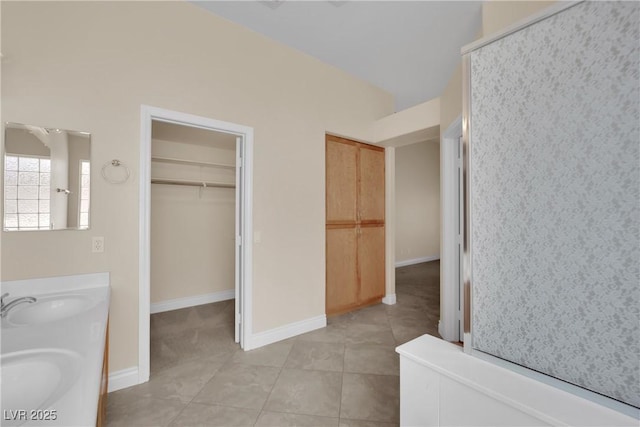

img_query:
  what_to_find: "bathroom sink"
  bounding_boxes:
[7,295,92,326]
[1,349,81,426]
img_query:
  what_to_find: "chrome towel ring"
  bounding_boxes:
[101,159,130,184]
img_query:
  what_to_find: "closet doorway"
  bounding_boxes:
[138,106,253,385]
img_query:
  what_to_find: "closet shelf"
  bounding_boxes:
[151,178,235,188]
[151,156,235,169]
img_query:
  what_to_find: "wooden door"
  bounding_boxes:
[326,225,359,315]
[358,224,385,304]
[359,146,385,223]
[326,137,358,224]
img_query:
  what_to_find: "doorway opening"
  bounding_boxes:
[138,106,253,384]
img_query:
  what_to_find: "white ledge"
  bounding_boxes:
[396,334,638,426]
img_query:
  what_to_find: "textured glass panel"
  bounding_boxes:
[39,199,50,213]
[18,213,38,227]
[469,1,639,407]
[39,173,50,185]
[18,186,38,200]
[40,159,51,173]
[5,186,17,199]
[5,171,18,185]
[81,175,90,187]
[5,156,18,171]
[5,214,18,228]
[39,186,50,199]
[80,199,89,212]
[81,188,89,199]
[39,214,50,228]
[18,200,38,213]
[5,200,17,214]
[18,172,39,185]
[81,162,90,174]
[19,157,39,172]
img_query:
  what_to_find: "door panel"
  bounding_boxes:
[359,147,385,222]
[326,139,358,224]
[358,224,385,303]
[326,226,359,315]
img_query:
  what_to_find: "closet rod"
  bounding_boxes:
[151,178,235,188]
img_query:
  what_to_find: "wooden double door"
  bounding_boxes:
[326,135,385,316]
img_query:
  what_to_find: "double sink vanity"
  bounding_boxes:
[1,273,110,426]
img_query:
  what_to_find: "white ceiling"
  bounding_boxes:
[193,1,482,112]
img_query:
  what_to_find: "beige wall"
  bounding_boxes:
[1,1,393,372]
[150,137,236,303]
[482,1,556,38]
[395,140,440,263]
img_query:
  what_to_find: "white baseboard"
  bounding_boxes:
[382,293,397,305]
[395,255,440,268]
[245,314,326,351]
[150,289,235,314]
[108,367,139,392]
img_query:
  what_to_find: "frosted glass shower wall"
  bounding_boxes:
[465,1,639,408]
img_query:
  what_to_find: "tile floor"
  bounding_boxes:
[107,261,440,426]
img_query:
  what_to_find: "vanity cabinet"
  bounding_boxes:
[96,320,108,427]
[326,135,385,316]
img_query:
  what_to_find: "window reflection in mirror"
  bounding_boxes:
[4,123,91,231]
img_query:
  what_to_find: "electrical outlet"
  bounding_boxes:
[92,236,104,253]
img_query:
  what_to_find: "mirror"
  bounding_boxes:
[4,123,91,231]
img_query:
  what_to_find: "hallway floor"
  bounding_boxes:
[107,261,440,426]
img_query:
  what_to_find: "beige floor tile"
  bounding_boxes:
[338,305,391,327]
[256,411,340,426]
[264,368,342,417]
[106,393,186,427]
[285,341,345,372]
[192,363,280,409]
[344,323,396,346]
[340,373,399,423]
[343,344,399,376]
[118,352,235,402]
[109,262,439,427]
[169,402,259,427]
[297,323,346,343]
[152,324,239,374]
[230,341,293,367]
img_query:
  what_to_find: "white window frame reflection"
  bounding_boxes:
[78,160,90,229]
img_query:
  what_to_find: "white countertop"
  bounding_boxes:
[1,273,110,427]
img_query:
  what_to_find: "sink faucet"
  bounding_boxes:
[1,293,37,317]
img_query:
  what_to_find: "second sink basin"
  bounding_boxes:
[1,349,82,426]
[7,295,93,326]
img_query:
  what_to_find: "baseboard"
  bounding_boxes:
[150,289,235,314]
[108,367,139,392]
[395,255,440,268]
[382,293,397,305]
[245,314,326,351]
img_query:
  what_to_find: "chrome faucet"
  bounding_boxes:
[1,293,37,317]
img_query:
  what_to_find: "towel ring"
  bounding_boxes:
[101,159,130,184]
